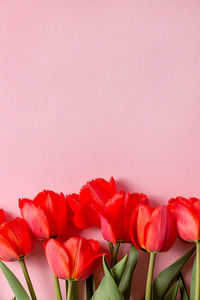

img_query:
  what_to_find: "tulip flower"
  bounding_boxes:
[67,177,117,228]
[0,212,37,300]
[168,197,200,242]
[99,192,148,266]
[130,204,176,253]
[168,196,200,300]
[45,237,107,300]
[0,217,33,262]
[100,192,148,244]
[130,204,176,300]
[19,190,69,240]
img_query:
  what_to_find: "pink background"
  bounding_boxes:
[0,0,200,299]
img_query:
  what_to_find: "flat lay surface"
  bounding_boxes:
[0,0,200,298]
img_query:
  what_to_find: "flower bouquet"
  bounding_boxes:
[0,177,199,300]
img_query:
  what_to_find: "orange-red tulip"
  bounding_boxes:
[100,192,148,243]
[0,214,33,262]
[44,237,107,280]
[19,190,69,240]
[169,197,200,300]
[130,204,176,252]
[168,196,200,242]
[67,177,117,228]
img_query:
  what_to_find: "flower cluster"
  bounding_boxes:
[0,177,199,300]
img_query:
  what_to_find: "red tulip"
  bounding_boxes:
[130,204,176,252]
[100,192,148,243]
[0,215,33,262]
[67,177,117,228]
[168,196,200,242]
[44,237,107,280]
[19,190,69,240]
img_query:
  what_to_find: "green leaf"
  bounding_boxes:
[11,298,16,300]
[119,244,138,300]
[111,255,127,285]
[190,256,196,300]
[0,260,31,300]
[152,246,195,300]
[163,280,179,300]
[102,256,124,300]
[91,255,125,300]
[179,273,189,300]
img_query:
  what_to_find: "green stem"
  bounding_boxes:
[110,241,120,268]
[195,241,200,300]
[67,280,72,300]
[65,280,68,298]
[108,241,114,254]
[145,252,156,300]
[19,258,37,300]
[53,274,63,300]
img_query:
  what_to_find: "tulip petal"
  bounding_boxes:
[34,191,68,238]
[0,218,33,257]
[125,193,149,242]
[68,193,100,228]
[102,192,125,241]
[63,237,102,280]
[177,207,199,242]
[109,176,116,191]
[45,239,71,279]
[67,194,80,212]
[77,252,107,280]
[0,235,19,261]
[130,209,142,250]
[123,193,148,242]
[145,206,176,252]
[137,204,152,249]
[80,178,116,208]
[102,192,149,243]
[0,209,5,225]
[100,215,117,244]
[96,190,147,237]
[169,199,199,242]
[161,210,177,252]
[19,199,50,239]
[73,202,100,228]
[190,198,200,220]
[68,177,117,229]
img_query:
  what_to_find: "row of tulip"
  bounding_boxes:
[0,177,199,300]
